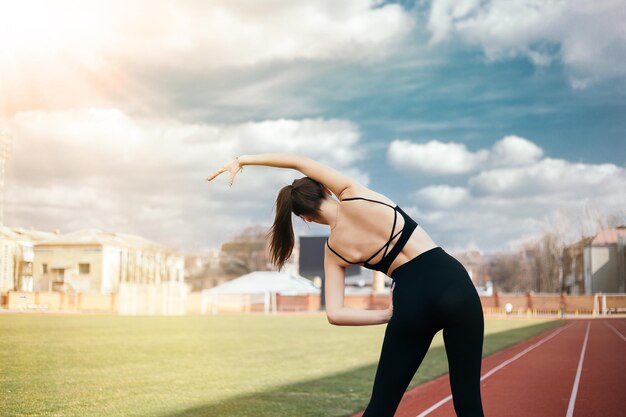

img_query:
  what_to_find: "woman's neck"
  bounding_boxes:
[316,197,339,228]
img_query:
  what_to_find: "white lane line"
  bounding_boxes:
[566,320,591,417]
[604,321,626,342]
[415,321,577,417]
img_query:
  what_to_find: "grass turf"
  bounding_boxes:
[0,313,565,417]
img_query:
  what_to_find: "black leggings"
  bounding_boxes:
[362,246,485,417]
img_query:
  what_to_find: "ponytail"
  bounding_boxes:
[267,184,295,271]
[267,177,326,271]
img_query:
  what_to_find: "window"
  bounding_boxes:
[79,263,90,274]
[43,263,48,274]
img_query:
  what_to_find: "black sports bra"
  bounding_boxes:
[325,196,418,275]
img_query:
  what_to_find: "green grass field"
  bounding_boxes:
[0,313,565,417]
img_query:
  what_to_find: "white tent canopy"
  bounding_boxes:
[205,270,320,295]
[201,271,319,314]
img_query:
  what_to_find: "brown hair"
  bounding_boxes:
[267,176,326,271]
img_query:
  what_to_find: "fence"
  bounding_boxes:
[482,291,626,317]
[2,281,187,315]
[3,291,117,313]
[118,282,188,315]
[2,290,625,316]
[191,291,626,316]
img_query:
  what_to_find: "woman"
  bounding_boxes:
[207,153,485,417]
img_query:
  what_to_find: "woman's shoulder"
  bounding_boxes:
[338,183,396,206]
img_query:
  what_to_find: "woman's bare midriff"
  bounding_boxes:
[385,226,438,277]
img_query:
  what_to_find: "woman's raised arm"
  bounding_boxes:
[237,153,361,198]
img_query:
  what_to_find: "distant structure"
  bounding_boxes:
[184,250,222,291]
[0,226,54,293]
[186,224,301,292]
[32,228,185,294]
[201,270,319,314]
[562,226,626,294]
[0,226,185,294]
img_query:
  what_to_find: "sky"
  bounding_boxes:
[0,0,625,255]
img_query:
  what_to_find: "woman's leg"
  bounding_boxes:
[362,318,437,417]
[438,261,486,417]
[443,319,485,416]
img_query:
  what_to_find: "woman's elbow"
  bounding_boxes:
[326,311,340,326]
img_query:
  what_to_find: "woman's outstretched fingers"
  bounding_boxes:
[206,168,224,181]
[207,159,241,185]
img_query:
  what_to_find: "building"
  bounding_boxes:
[0,226,57,293]
[184,250,222,291]
[562,226,626,294]
[33,228,184,294]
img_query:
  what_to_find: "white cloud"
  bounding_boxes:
[2,109,369,251]
[387,134,541,174]
[110,0,415,68]
[468,157,625,197]
[388,139,489,174]
[413,185,469,208]
[0,0,415,114]
[488,135,543,167]
[405,185,625,254]
[393,133,626,252]
[426,0,626,88]
[1,0,414,67]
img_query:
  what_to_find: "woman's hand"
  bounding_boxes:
[207,158,243,187]
[385,281,395,322]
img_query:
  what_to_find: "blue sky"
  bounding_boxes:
[319,28,626,196]
[1,0,625,254]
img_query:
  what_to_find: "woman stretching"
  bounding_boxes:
[207,153,485,417]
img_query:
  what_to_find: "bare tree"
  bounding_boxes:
[486,251,529,292]
[220,224,272,274]
[184,224,274,290]
[519,203,625,292]
[578,204,624,237]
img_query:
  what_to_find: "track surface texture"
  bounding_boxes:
[351,318,626,417]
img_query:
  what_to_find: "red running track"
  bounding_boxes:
[351,318,626,417]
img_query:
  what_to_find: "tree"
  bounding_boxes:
[517,203,625,292]
[486,251,529,292]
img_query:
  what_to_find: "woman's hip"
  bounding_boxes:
[391,246,469,285]
[389,246,482,327]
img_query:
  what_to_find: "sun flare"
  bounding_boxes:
[0,1,128,115]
